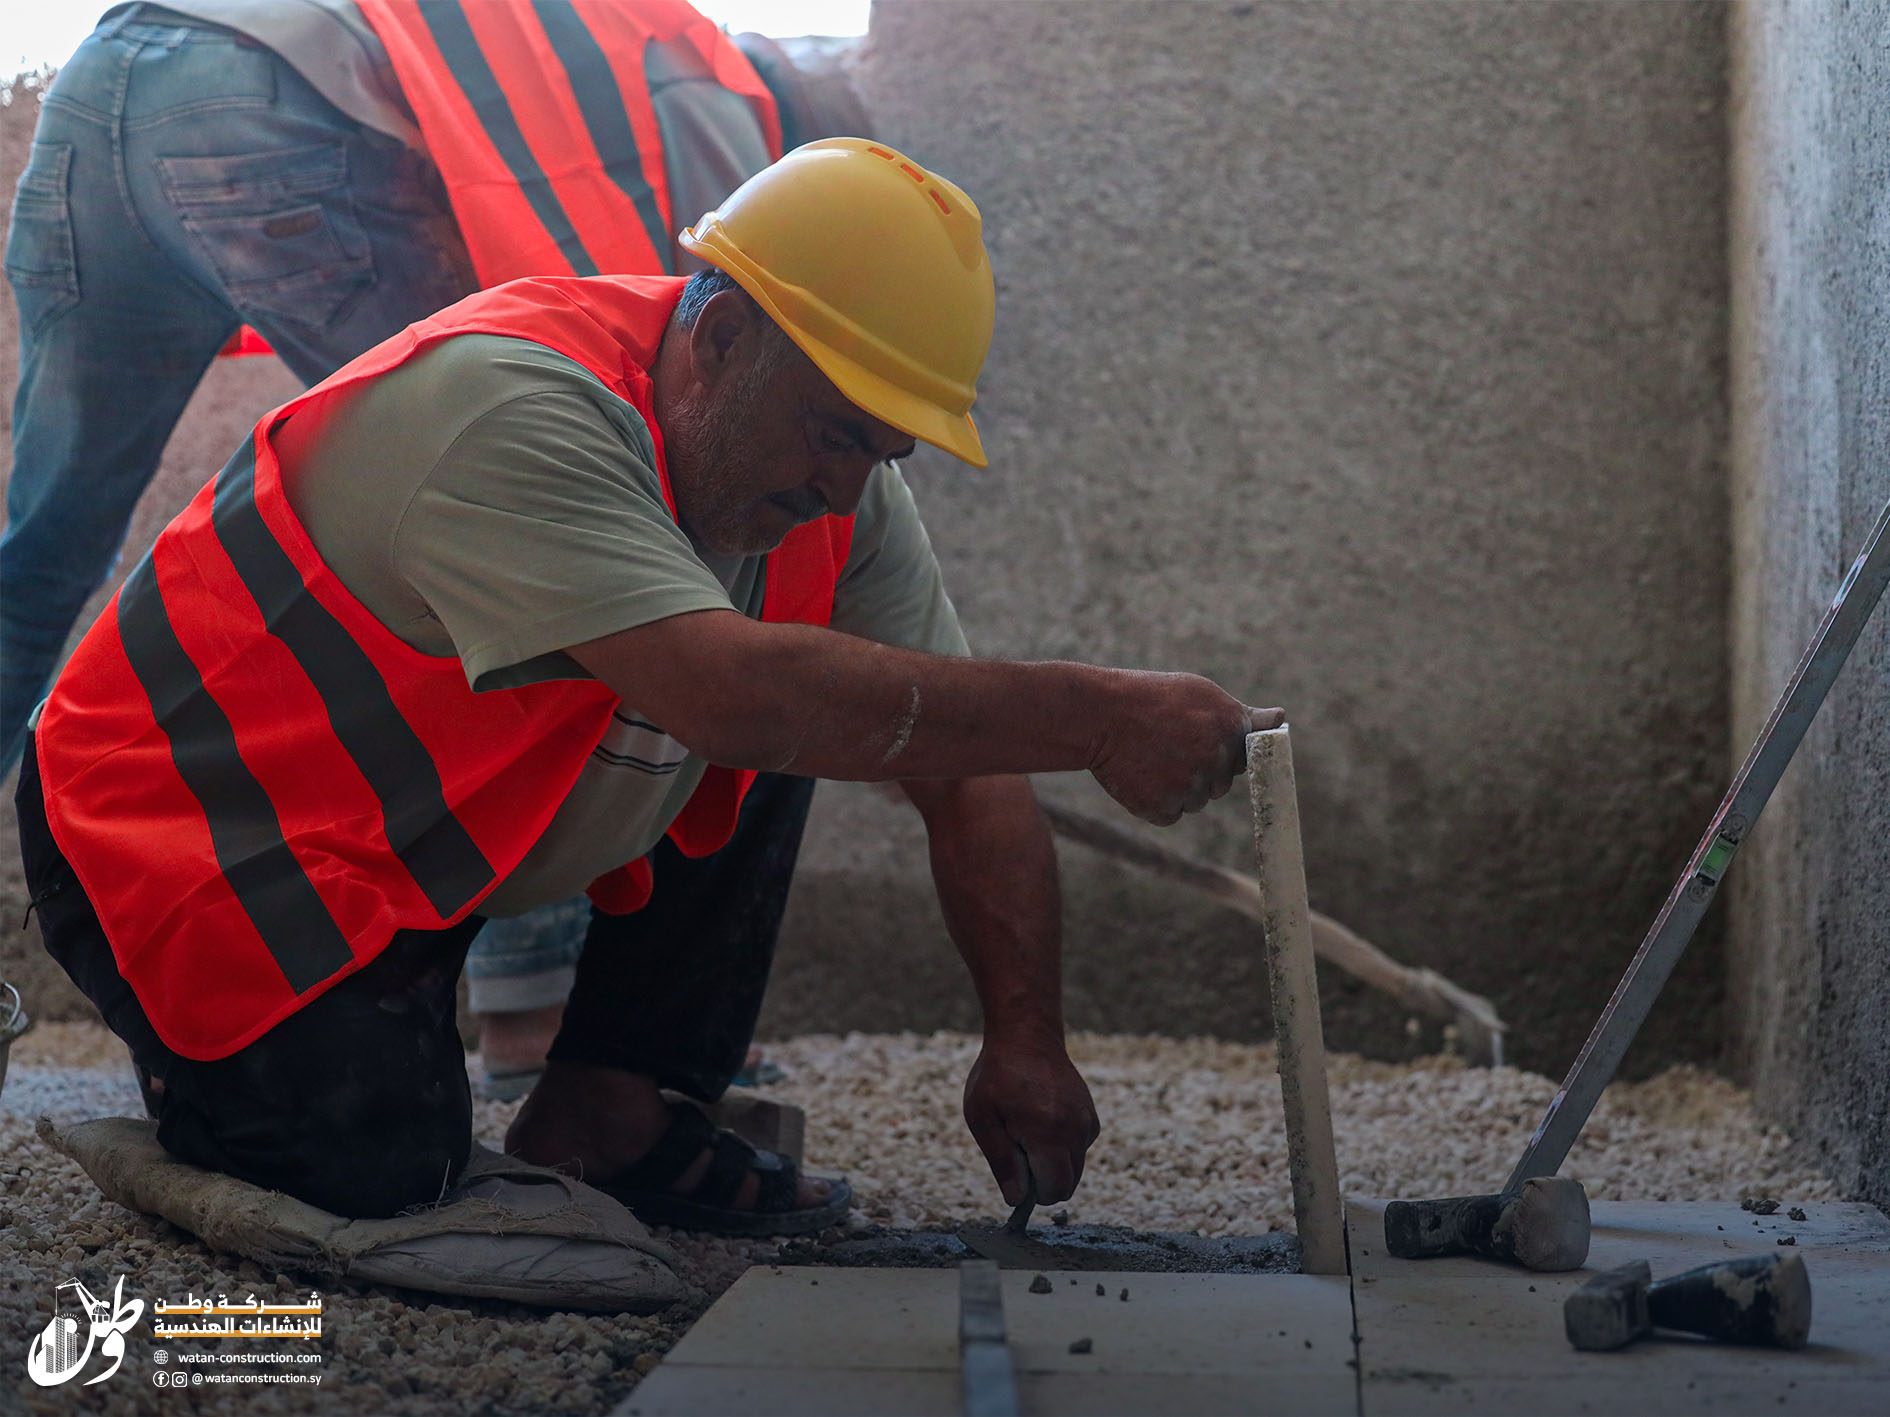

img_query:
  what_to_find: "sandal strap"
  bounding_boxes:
[749,1150,801,1213]
[617,1103,716,1192]
[694,1129,762,1211]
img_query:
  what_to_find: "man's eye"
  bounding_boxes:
[820,430,852,454]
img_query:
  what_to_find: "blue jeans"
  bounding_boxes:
[463,896,590,1013]
[1,4,572,1001]
[2,3,473,771]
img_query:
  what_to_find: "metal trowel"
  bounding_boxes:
[958,1164,1058,1269]
[812,1153,1297,1272]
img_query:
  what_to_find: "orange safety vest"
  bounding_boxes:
[38,273,853,1061]
[220,1,783,358]
[353,0,782,285]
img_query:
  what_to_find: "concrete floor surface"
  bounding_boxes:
[621,1267,1358,1416]
[1352,1197,1890,1414]
[624,1200,1890,1416]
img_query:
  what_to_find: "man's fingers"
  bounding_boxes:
[969,1114,1026,1204]
[1024,1146,1078,1206]
[1248,705,1286,732]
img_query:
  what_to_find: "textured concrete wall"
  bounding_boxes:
[2,1,1733,1075]
[766,0,1731,1073]
[1727,0,1890,1205]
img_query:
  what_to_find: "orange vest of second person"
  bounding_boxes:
[353,0,784,285]
[35,273,854,1062]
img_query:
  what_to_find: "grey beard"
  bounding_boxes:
[665,352,783,557]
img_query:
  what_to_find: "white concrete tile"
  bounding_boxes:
[619,1365,960,1417]
[619,1365,1363,1417]
[1356,1258,1890,1402]
[1350,1196,1890,1386]
[1356,1269,1889,1381]
[658,1267,958,1372]
[1585,1199,1890,1276]
[633,1202,1890,1417]
[659,1267,1358,1377]
[999,1271,1355,1376]
[1365,1375,1888,1417]
[1021,1372,1359,1416]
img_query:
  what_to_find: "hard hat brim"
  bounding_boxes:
[680,228,989,469]
[784,320,990,470]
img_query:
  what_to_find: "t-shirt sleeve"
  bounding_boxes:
[392,387,737,691]
[647,36,773,270]
[830,462,971,656]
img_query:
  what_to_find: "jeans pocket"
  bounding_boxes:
[4,141,81,335]
[158,141,375,330]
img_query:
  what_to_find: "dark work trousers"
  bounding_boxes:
[18,738,816,1218]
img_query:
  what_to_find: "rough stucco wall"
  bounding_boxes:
[2,2,1731,1077]
[766,0,1731,1074]
[1727,0,1890,1204]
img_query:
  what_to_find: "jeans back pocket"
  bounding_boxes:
[4,141,81,334]
[159,141,375,332]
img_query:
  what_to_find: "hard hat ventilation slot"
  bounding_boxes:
[865,144,953,216]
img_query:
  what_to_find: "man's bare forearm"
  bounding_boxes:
[569,607,1272,826]
[903,774,1065,1044]
[909,772,1102,1205]
[572,610,1111,782]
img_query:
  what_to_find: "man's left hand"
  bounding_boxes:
[963,1033,1100,1206]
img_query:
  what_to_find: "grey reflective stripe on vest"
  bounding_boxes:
[116,551,356,994]
[209,440,496,917]
[418,0,600,275]
[531,0,673,273]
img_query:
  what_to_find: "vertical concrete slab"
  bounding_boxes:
[1250,727,1346,1275]
[1727,0,1890,1209]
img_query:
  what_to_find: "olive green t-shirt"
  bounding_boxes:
[281,334,968,915]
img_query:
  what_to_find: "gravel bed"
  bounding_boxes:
[1,1022,1834,1415]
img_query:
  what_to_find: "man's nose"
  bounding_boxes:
[815,459,877,519]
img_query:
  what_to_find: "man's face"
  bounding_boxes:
[664,296,917,558]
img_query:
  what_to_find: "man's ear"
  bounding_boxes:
[688,288,757,389]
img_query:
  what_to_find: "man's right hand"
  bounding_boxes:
[1090,671,1283,825]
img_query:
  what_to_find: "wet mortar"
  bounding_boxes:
[781,1222,1299,1273]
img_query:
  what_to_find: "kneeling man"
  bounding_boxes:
[18,140,1276,1234]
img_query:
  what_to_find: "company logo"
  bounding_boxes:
[153,1290,323,1339]
[25,1276,144,1388]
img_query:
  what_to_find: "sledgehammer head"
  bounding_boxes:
[1567,1252,1813,1352]
[1383,1177,1591,1271]
[1565,1261,1654,1351]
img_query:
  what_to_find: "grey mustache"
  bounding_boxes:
[772,489,829,519]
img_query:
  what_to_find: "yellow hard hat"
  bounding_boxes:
[679,137,994,467]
